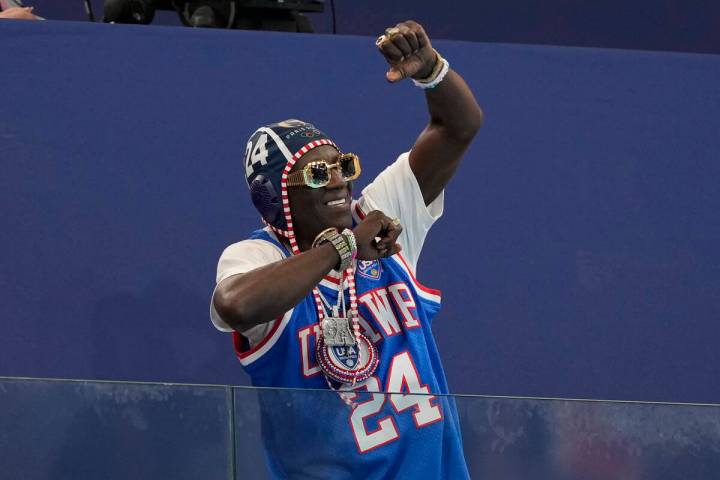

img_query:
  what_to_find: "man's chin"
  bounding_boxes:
[295,208,353,246]
[324,210,353,231]
[332,217,354,232]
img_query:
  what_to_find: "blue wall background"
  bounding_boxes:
[21,0,720,54]
[1,20,719,403]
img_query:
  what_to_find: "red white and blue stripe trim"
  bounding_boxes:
[352,200,441,305]
[233,308,294,366]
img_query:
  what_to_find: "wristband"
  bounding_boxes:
[412,49,450,90]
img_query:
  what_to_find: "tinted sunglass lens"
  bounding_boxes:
[309,163,329,187]
[340,156,356,178]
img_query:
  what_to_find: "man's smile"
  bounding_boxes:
[324,198,347,207]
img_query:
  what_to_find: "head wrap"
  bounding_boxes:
[244,119,338,251]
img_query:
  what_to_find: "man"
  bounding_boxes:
[212,20,482,479]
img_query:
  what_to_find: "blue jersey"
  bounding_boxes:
[231,223,470,479]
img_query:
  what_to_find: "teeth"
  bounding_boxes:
[326,199,345,206]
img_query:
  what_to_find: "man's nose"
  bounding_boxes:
[325,165,347,189]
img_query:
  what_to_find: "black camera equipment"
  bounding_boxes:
[175,0,238,28]
[102,0,156,24]
[83,0,96,21]
[102,0,323,31]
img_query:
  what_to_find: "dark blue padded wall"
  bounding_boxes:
[1,21,719,403]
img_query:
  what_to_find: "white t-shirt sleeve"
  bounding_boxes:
[357,151,444,274]
[209,237,285,337]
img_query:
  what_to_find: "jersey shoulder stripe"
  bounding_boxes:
[233,308,295,366]
[231,229,295,366]
[391,253,441,305]
[353,197,441,305]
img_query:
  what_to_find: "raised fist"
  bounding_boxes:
[376,20,437,83]
[352,210,403,260]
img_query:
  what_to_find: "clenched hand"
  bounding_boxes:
[353,210,403,260]
[376,20,438,83]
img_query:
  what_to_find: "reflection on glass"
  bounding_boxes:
[2,377,719,480]
[0,378,231,480]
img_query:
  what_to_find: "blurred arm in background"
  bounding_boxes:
[0,4,39,20]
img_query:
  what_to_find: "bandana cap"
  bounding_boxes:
[244,119,338,234]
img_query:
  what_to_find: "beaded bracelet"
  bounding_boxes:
[412,49,450,90]
[340,229,358,261]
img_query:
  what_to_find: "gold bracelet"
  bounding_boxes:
[412,49,444,82]
[312,227,339,248]
[412,51,450,90]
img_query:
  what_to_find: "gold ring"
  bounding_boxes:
[384,27,401,38]
[375,34,387,46]
[392,218,401,226]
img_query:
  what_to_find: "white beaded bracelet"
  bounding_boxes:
[412,53,450,90]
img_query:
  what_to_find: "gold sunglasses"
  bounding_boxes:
[286,153,362,189]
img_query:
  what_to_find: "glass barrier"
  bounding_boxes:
[2,377,720,479]
[0,377,232,480]
[454,395,720,480]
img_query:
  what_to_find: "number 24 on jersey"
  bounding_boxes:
[347,351,443,453]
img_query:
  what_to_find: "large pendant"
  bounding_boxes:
[321,316,356,347]
[316,333,379,385]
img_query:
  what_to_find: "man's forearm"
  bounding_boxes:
[425,69,483,141]
[409,66,483,205]
[213,242,339,331]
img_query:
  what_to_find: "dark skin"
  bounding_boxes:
[214,20,483,331]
